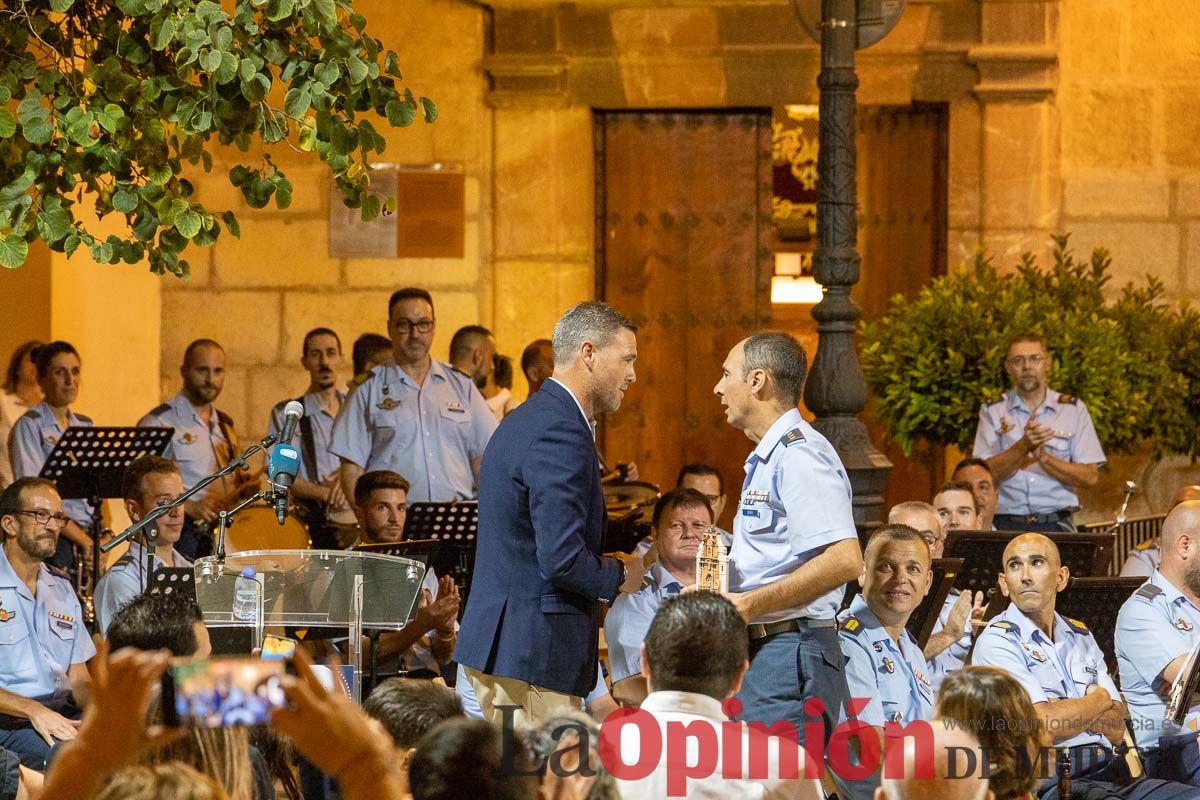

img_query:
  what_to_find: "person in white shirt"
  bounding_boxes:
[613,590,821,800]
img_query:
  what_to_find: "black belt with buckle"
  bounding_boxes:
[995,509,1076,525]
[747,617,836,642]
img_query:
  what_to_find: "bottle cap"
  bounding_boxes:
[241,566,256,579]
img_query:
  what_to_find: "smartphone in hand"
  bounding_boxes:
[162,656,289,727]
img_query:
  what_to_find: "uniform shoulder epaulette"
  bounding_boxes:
[45,563,71,582]
[148,402,171,417]
[1135,540,1158,552]
[988,620,1016,633]
[74,413,93,424]
[1058,394,1078,405]
[351,369,374,387]
[216,409,234,428]
[18,407,41,421]
[1135,583,1164,600]
[783,427,806,447]
[1066,617,1089,632]
[840,616,864,635]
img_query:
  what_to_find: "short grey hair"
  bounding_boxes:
[551,301,637,367]
[889,501,938,523]
[742,331,808,405]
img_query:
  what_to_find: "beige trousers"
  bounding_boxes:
[463,666,582,730]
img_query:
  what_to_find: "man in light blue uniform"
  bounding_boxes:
[8,342,96,571]
[972,533,1200,798]
[138,339,241,560]
[605,487,711,706]
[713,332,864,799]
[973,332,1105,532]
[838,525,935,737]
[0,478,94,770]
[94,457,192,635]
[1116,501,1200,786]
[330,288,496,504]
[268,327,350,549]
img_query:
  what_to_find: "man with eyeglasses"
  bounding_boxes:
[330,288,497,505]
[972,331,1105,533]
[0,477,95,770]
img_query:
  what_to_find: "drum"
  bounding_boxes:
[223,507,310,553]
[602,481,660,515]
[326,507,361,549]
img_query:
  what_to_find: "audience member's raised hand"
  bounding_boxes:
[270,649,404,800]
[39,642,182,800]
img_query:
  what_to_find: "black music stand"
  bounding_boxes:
[404,502,477,607]
[943,530,1114,597]
[40,426,173,589]
[147,566,196,602]
[1056,576,1144,676]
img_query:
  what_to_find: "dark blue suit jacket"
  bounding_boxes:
[455,379,622,697]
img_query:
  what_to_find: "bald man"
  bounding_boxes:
[876,720,992,800]
[888,502,983,688]
[1117,500,1200,785]
[973,533,1200,798]
[1121,486,1200,578]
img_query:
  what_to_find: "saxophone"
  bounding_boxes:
[74,538,100,626]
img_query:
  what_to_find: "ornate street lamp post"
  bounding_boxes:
[794,0,904,526]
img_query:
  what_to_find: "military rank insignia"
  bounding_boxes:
[1177,618,1194,632]
[376,398,400,411]
[0,600,13,623]
[179,432,196,445]
[996,417,1013,435]
[881,657,895,674]
[872,642,883,653]
[46,435,58,445]
[1029,649,1047,663]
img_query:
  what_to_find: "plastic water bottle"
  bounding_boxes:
[232,566,258,622]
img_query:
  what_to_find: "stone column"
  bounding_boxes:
[803,0,892,527]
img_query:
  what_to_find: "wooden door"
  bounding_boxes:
[595,111,773,529]
[854,103,949,509]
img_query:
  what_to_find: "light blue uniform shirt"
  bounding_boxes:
[972,388,1106,515]
[138,393,232,502]
[604,564,685,683]
[8,402,95,528]
[94,540,192,635]
[729,409,856,623]
[928,590,972,690]
[1120,542,1160,579]
[837,594,934,726]
[268,392,344,483]
[971,602,1117,752]
[1115,571,1200,749]
[329,359,496,502]
[0,547,95,703]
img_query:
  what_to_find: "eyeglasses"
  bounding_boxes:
[1007,354,1045,367]
[391,318,435,335]
[10,509,71,527]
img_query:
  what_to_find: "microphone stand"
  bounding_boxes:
[212,488,277,567]
[1100,481,1137,537]
[102,434,279,559]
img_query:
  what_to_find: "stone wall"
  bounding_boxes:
[159,0,491,439]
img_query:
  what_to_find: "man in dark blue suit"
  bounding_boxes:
[455,301,645,727]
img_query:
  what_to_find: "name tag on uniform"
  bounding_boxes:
[445,401,466,414]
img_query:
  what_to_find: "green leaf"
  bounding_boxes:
[112,189,139,213]
[0,235,28,269]
[360,193,380,221]
[175,209,202,238]
[240,73,270,102]
[200,49,222,73]
[420,97,437,123]
[346,56,369,86]
[385,99,415,128]
[0,108,18,139]
[50,0,75,11]
[215,52,239,84]
[150,16,177,50]
[309,0,335,27]
[215,26,233,52]
[284,86,310,118]
[275,183,292,209]
[221,210,241,238]
[267,0,296,22]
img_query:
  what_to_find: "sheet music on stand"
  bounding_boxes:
[40,426,174,593]
[403,502,477,605]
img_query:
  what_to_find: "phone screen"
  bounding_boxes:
[163,657,288,727]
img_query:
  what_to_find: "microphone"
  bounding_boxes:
[277,400,304,446]
[1117,480,1137,526]
[267,443,301,526]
